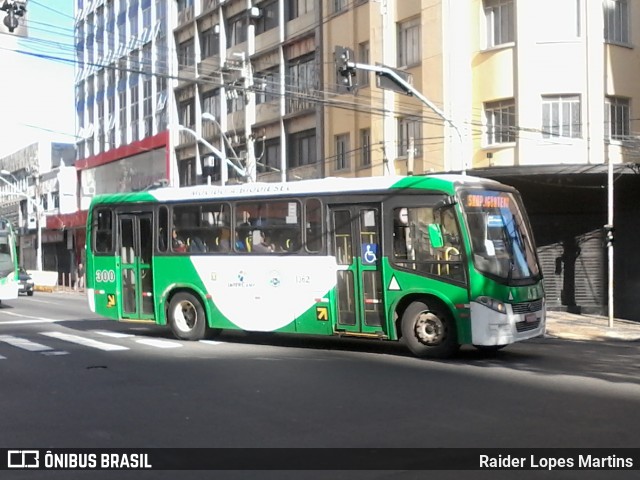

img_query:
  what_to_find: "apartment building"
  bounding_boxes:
[172,0,323,186]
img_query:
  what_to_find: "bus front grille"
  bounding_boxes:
[512,299,543,315]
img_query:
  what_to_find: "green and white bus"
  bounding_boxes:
[85,175,545,358]
[0,218,19,303]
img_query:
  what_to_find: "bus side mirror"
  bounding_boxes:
[428,224,444,249]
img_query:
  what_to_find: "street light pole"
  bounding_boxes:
[0,171,42,271]
[177,125,249,180]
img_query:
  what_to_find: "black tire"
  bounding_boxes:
[168,292,208,341]
[27,291,34,297]
[401,300,459,358]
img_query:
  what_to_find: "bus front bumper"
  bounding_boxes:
[469,300,546,346]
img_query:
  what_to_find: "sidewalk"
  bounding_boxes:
[546,310,640,342]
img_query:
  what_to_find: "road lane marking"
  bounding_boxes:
[40,332,129,351]
[0,311,62,325]
[0,335,54,352]
[92,330,136,338]
[135,339,182,349]
[199,340,225,345]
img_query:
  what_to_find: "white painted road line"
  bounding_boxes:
[92,330,136,338]
[199,340,225,345]
[135,339,182,349]
[40,332,129,352]
[0,311,62,325]
[0,335,54,352]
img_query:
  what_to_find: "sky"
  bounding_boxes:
[0,1,76,158]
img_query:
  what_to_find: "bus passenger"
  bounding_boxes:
[252,230,274,253]
[218,228,231,251]
[172,229,187,252]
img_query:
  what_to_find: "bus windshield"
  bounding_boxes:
[460,189,540,282]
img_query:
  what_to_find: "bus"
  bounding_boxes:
[0,218,19,303]
[85,174,545,358]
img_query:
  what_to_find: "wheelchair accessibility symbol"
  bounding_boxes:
[362,243,378,265]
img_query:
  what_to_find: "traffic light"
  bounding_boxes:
[334,46,357,91]
[604,224,615,246]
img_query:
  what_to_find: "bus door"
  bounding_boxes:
[331,205,386,336]
[117,212,155,320]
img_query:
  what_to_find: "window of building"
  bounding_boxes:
[179,99,195,129]
[286,54,317,112]
[357,42,370,87]
[202,89,221,117]
[256,0,279,34]
[333,0,348,13]
[542,95,581,139]
[360,128,371,167]
[604,0,629,44]
[142,0,151,29]
[178,38,195,67]
[397,17,421,67]
[142,43,152,76]
[227,15,247,48]
[256,138,280,173]
[129,1,138,38]
[485,99,516,144]
[177,0,194,12]
[130,83,139,142]
[288,129,316,167]
[178,158,196,187]
[255,67,279,104]
[143,77,153,136]
[201,27,219,59]
[605,96,630,140]
[119,89,127,145]
[397,117,422,157]
[484,0,514,48]
[288,0,313,20]
[335,134,350,171]
[226,89,245,113]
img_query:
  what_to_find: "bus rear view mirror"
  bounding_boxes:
[428,224,444,249]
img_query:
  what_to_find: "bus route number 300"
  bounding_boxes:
[96,270,116,283]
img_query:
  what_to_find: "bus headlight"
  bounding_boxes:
[476,296,506,314]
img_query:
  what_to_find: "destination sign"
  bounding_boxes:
[464,193,510,209]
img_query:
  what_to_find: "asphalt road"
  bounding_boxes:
[1,292,639,480]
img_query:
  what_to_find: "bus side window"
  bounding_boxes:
[94,209,113,253]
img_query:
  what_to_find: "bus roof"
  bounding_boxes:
[90,174,510,206]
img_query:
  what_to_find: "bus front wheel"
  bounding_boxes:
[401,300,459,359]
[168,292,207,341]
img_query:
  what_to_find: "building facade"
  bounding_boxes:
[0,142,77,277]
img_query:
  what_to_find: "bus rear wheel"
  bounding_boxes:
[401,300,459,359]
[168,292,208,341]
